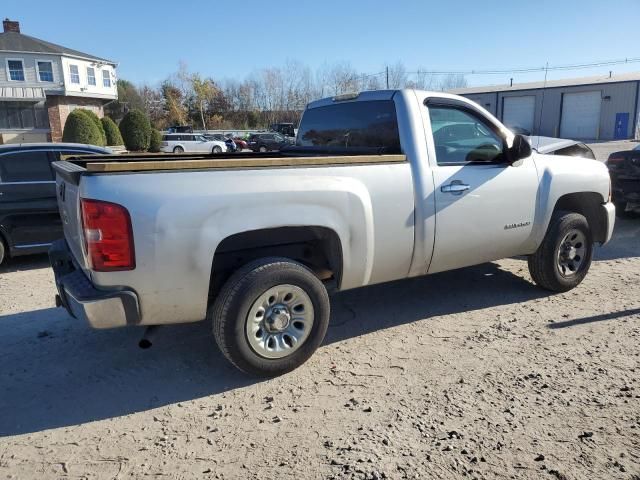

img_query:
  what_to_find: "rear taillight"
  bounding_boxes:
[607,156,624,165]
[81,199,135,271]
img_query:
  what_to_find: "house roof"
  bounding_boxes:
[449,71,640,95]
[0,31,116,64]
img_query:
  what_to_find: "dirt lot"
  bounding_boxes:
[0,219,639,480]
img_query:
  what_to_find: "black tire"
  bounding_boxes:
[212,146,222,154]
[173,146,184,153]
[210,257,330,376]
[527,212,593,292]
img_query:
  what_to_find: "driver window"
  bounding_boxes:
[429,106,505,165]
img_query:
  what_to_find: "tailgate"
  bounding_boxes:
[52,161,86,266]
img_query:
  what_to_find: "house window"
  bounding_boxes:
[87,67,96,86]
[7,59,25,81]
[69,64,80,84]
[102,69,111,88]
[0,101,50,129]
[37,61,54,82]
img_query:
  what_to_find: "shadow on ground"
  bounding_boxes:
[0,217,636,437]
[0,253,49,274]
[0,261,545,437]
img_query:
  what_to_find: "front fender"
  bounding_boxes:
[528,155,610,250]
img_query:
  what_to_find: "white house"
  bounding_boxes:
[0,18,118,143]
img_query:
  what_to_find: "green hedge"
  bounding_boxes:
[119,109,151,151]
[62,109,103,146]
[101,116,124,146]
[148,129,162,152]
[75,109,106,146]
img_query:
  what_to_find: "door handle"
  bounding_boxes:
[441,182,470,195]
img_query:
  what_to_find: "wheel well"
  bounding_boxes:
[552,192,607,243]
[209,226,343,299]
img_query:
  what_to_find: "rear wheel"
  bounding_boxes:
[0,237,5,266]
[210,257,330,377]
[212,146,222,154]
[259,146,268,153]
[528,212,593,292]
[173,146,184,153]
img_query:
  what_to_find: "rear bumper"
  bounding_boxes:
[49,240,140,329]
[601,202,616,245]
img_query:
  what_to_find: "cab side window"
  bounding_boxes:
[0,151,53,182]
[429,105,505,165]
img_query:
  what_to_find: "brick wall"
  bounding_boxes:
[46,96,106,142]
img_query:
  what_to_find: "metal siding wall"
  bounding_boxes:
[462,93,497,115]
[460,81,638,140]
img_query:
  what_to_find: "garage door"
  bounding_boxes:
[502,96,535,134]
[560,91,602,139]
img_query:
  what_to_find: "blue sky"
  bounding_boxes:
[5,0,640,87]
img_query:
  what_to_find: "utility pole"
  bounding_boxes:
[386,66,389,89]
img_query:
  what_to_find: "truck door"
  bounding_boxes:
[424,99,539,274]
[0,149,59,252]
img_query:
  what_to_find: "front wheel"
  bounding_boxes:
[173,146,184,153]
[259,146,268,153]
[528,212,593,292]
[210,257,330,376]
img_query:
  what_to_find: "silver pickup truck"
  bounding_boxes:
[50,89,615,376]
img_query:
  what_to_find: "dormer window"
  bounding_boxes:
[7,59,25,81]
[69,64,80,84]
[87,67,96,86]
[102,69,111,88]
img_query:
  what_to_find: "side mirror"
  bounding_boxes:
[509,134,532,163]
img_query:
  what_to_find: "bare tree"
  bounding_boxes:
[387,62,407,89]
[438,73,468,91]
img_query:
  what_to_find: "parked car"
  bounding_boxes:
[607,144,640,217]
[233,137,249,151]
[247,133,290,152]
[527,136,596,160]
[202,134,248,151]
[161,134,226,153]
[50,89,614,376]
[0,143,110,266]
[270,123,296,137]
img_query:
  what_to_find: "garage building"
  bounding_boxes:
[450,72,640,140]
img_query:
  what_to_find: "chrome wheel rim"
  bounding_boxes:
[556,229,587,277]
[246,284,314,359]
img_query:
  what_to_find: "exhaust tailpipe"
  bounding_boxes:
[139,326,159,349]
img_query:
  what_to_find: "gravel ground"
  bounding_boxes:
[0,219,639,480]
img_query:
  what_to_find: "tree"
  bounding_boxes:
[106,79,145,121]
[119,109,152,151]
[438,74,468,91]
[62,109,103,146]
[190,74,219,130]
[161,81,188,127]
[76,109,106,146]
[148,129,162,152]
[101,116,124,146]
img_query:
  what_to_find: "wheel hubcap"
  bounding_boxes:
[556,229,587,277]
[246,284,314,359]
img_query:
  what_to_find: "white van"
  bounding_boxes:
[161,134,227,154]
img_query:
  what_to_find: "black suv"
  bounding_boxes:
[607,145,640,218]
[0,143,111,265]
[247,133,290,152]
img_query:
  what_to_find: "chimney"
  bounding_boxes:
[3,19,20,33]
